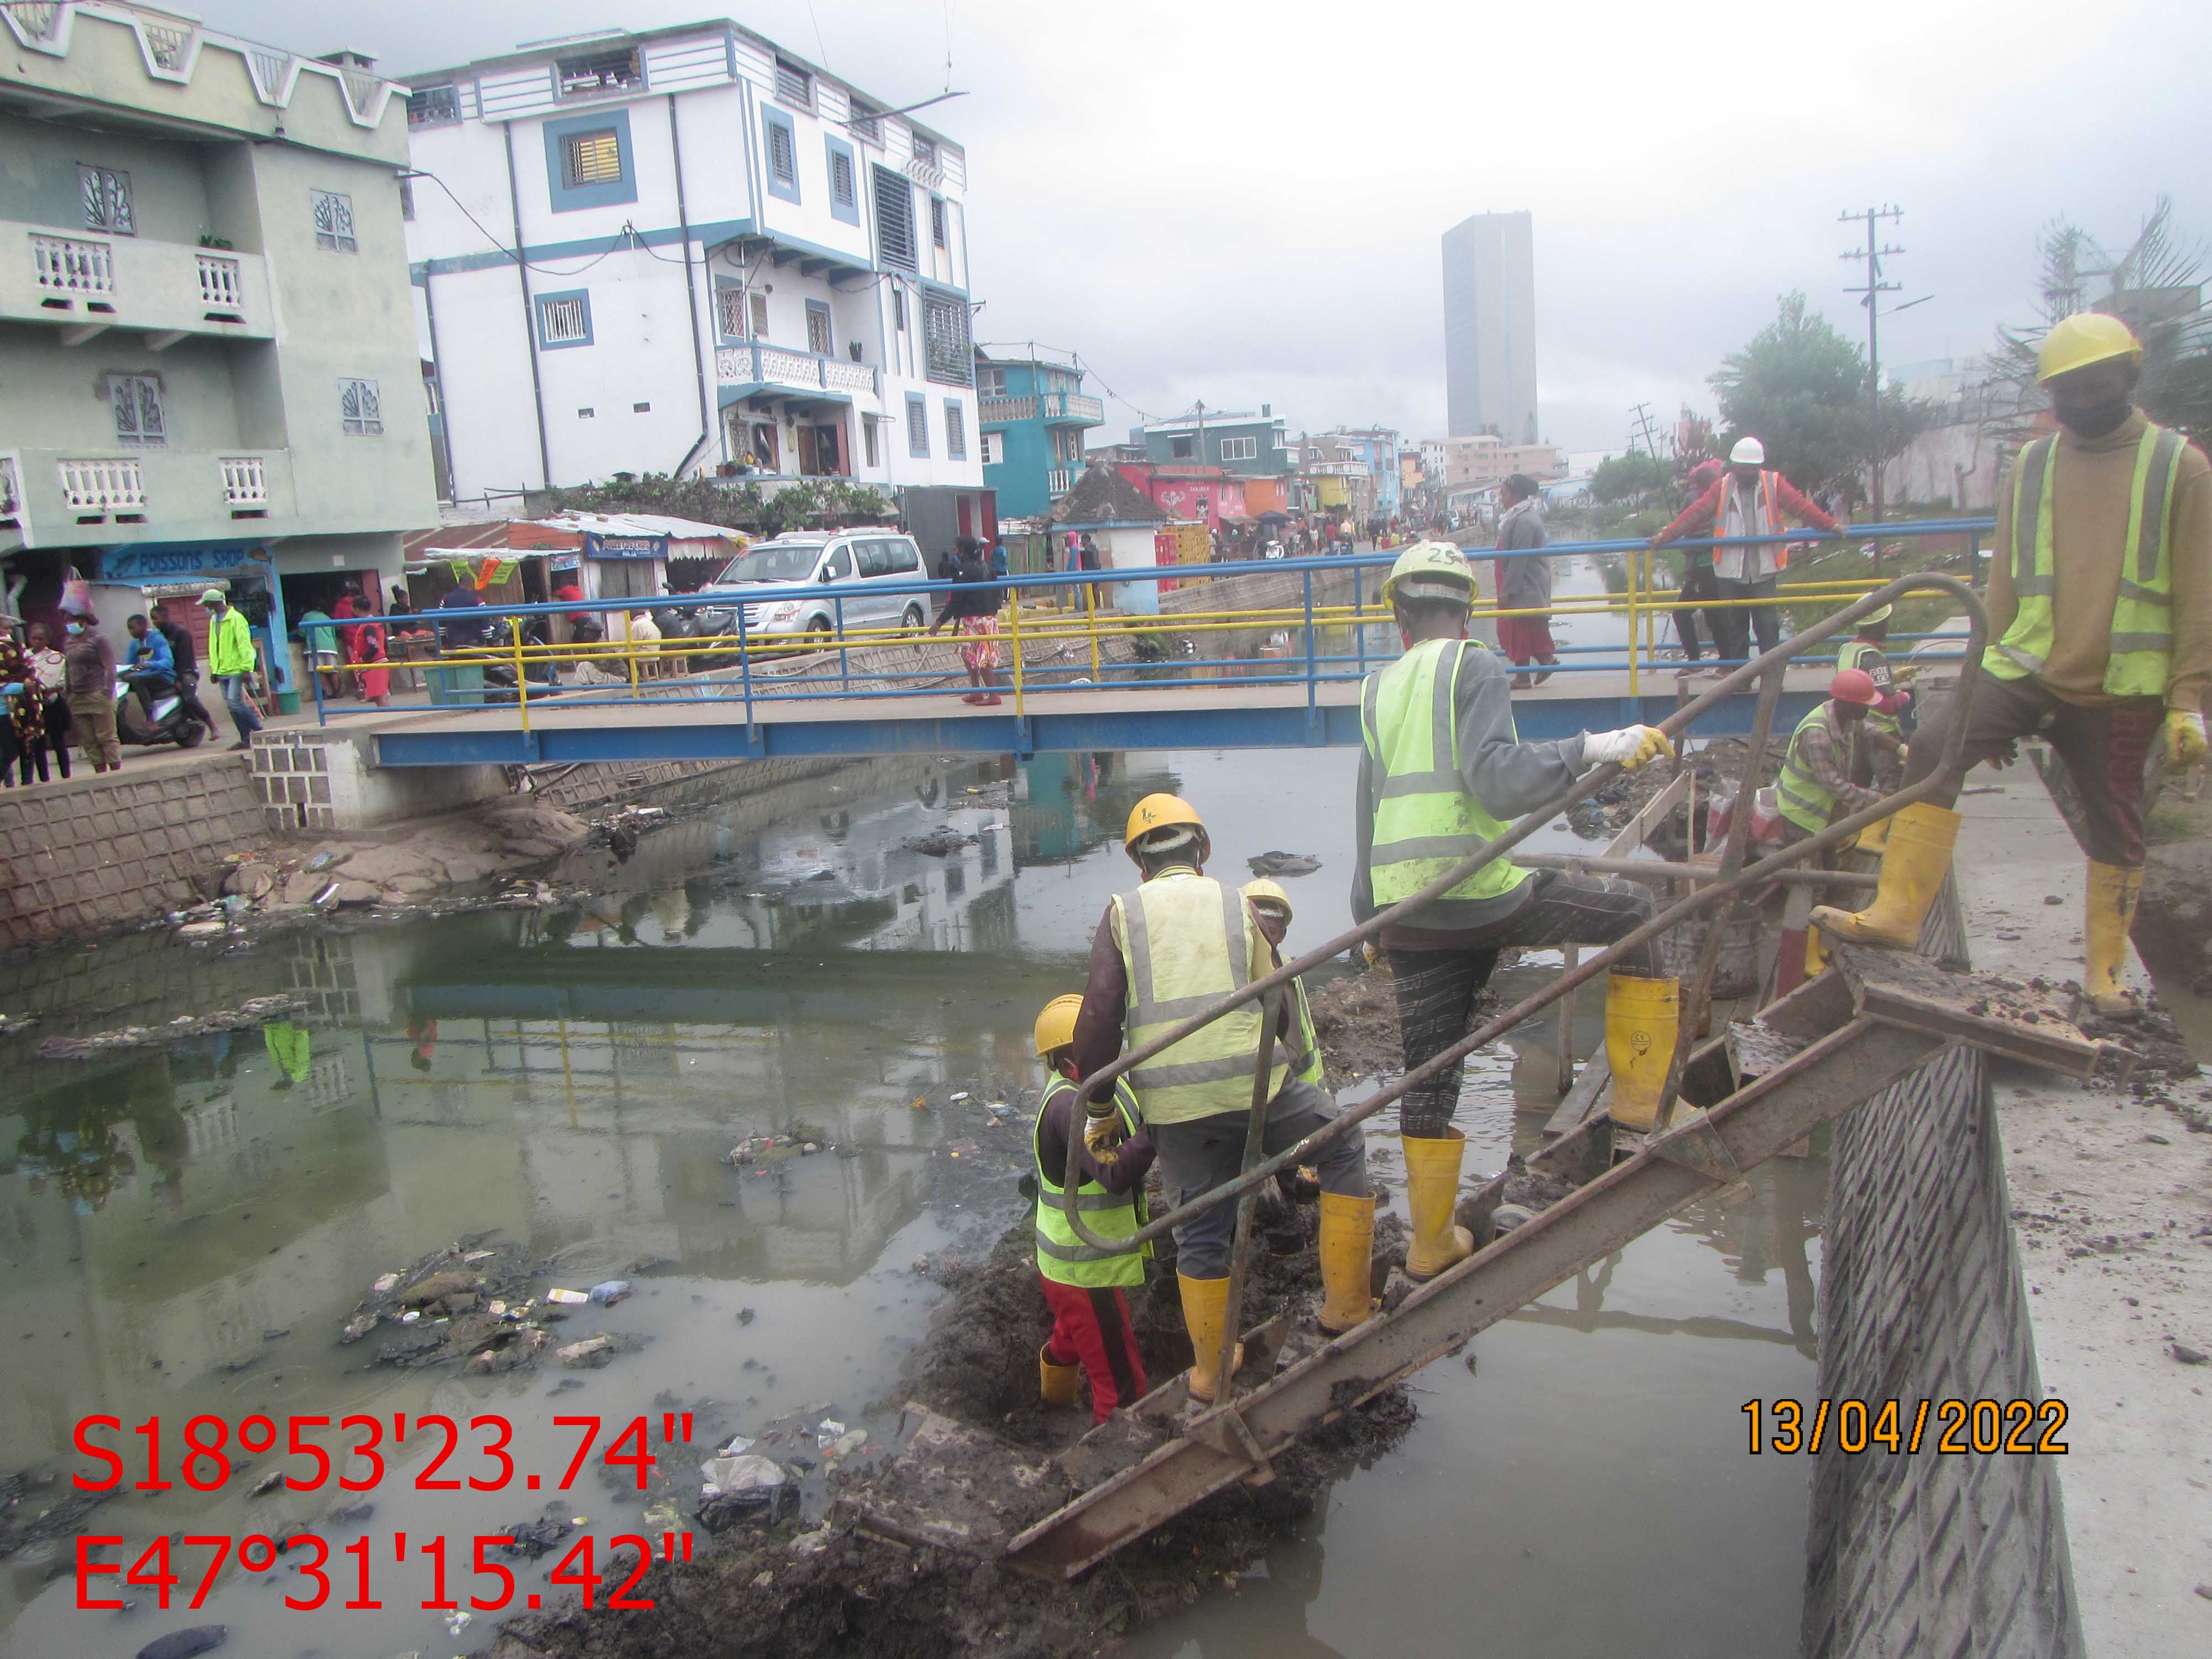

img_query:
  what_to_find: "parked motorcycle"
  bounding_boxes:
[114,674,206,749]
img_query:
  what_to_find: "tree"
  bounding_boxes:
[1709,292,1929,505]
[1988,198,2212,443]
[1590,451,1672,507]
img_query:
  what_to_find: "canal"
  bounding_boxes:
[0,736,1820,1658]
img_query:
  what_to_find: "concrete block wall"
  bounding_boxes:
[0,758,263,947]
[1802,890,2081,1659]
[249,727,506,832]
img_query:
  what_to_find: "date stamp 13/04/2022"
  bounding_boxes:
[1741,1397,2069,1456]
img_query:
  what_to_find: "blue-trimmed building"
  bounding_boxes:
[401,20,984,503]
[974,346,1105,519]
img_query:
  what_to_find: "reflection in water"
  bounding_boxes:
[0,745,1825,1659]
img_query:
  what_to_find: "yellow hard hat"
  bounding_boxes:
[2037,312,2143,384]
[1859,602,1893,625]
[1034,993,1085,1057]
[1125,792,1210,864]
[1242,878,1292,919]
[1381,540,1475,609]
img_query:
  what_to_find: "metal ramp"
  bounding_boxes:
[848,948,2111,1582]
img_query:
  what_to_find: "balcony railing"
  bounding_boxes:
[32,233,116,302]
[197,253,243,313]
[715,340,880,398]
[58,456,147,515]
[1047,468,1072,497]
[8,222,273,337]
[0,455,19,524]
[978,393,1104,425]
[221,454,267,507]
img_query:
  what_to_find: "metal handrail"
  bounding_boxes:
[1050,572,1989,1255]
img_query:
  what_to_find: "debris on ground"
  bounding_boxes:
[1247,851,1322,877]
[34,995,305,1060]
[336,1234,559,1371]
[134,1629,227,1659]
[905,827,977,857]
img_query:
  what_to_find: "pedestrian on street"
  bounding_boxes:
[926,535,1004,705]
[1073,794,1375,1402]
[988,537,1010,582]
[435,581,492,652]
[200,587,263,750]
[149,602,218,732]
[335,593,391,707]
[1647,436,1848,664]
[0,617,48,787]
[1028,993,1153,1423]
[23,622,70,779]
[61,605,119,773]
[1667,459,1730,674]
[299,604,343,701]
[1356,542,1680,1257]
[1814,313,2212,1016]
[1492,473,1559,688]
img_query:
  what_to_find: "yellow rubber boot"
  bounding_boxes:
[2083,862,2145,1016]
[1316,1191,1378,1334]
[1808,802,1961,948]
[1177,1274,1243,1404]
[1402,1130,1475,1280]
[1039,1343,1079,1409]
[1805,922,1829,977]
[1606,972,1681,1132]
[1855,812,1893,856]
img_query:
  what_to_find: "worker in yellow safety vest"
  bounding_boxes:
[1029,993,1154,1422]
[1241,879,1323,1086]
[1814,314,2211,1014]
[1356,541,1682,1284]
[1775,670,1892,842]
[1835,603,1911,794]
[1072,795,1373,1402]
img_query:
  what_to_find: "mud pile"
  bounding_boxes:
[489,1208,1416,1659]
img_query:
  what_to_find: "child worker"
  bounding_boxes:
[1030,993,1154,1421]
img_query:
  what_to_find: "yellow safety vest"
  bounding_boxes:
[1032,1077,1148,1287]
[1990,423,2187,697]
[1288,978,1323,1086]
[1360,638,1528,908]
[1109,868,1287,1124]
[1836,639,1902,739]
[1776,703,1841,835]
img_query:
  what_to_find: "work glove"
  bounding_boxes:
[1083,1107,1129,1165]
[1583,725,1676,773]
[2167,708,2209,768]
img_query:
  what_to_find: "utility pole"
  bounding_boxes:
[1840,206,1904,567]
[1629,401,1662,458]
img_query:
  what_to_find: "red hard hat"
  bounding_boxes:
[1829,667,1881,706]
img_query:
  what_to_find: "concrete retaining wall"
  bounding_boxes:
[1802,889,2081,1658]
[0,757,263,947]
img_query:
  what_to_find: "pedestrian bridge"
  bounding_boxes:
[340,521,1990,769]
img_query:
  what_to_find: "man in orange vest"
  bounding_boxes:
[1649,436,1849,663]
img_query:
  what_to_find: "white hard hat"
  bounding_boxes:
[1729,436,1766,466]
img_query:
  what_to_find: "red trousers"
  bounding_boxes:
[1039,1275,1148,1422]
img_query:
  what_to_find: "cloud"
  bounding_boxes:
[215,0,2211,450]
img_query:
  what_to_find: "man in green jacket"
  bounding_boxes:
[199,587,262,749]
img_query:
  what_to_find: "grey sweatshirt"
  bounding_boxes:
[1352,637,1590,938]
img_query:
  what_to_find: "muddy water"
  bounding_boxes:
[0,743,1819,1659]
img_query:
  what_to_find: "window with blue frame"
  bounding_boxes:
[943,399,966,460]
[543,109,637,212]
[906,394,929,458]
[763,107,801,204]
[825,135,859,226]
[536,289,593,349]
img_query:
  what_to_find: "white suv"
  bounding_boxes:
[703,529,930,641]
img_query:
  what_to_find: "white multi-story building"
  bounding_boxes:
[401,21,984,506]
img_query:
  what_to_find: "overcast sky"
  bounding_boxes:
[219,0,2209,453]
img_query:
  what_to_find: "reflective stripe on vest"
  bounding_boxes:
[1359,638,1527,907]
[1109,869,1287,1125]
[1836,639,1901,737]
[1776,703,1840,834]
[1990,424,2185,695]
[1032,1077,1147,1286]
[1289,977,1322,1086]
